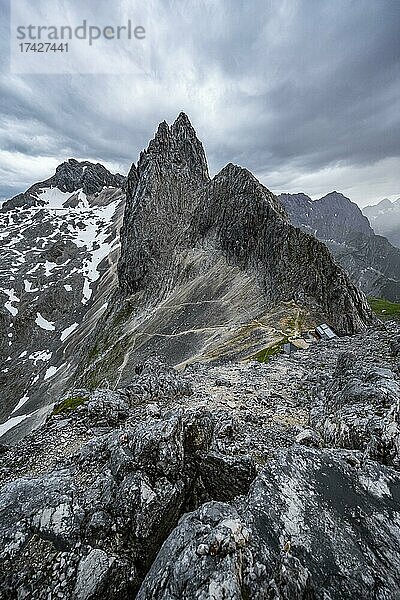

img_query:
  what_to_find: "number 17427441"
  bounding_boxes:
[19,42,69,52]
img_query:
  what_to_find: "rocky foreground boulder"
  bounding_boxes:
[311,350,400,468]
[139,447,400,600]
[1,322,400,599]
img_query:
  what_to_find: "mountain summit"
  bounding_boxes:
[0,160,125,436]
[279,191,373,241]
[77,113,372,389]
[363,196,400,248]
[0,115,375,440]
[1,159,125,211]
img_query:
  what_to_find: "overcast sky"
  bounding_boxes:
[0,0,399,207]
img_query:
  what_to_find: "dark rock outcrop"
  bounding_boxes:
[311,351,400,468]
[391,335,400,356]
[118,116,371,334]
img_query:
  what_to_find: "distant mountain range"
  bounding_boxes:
[363,197,400,248]
[279,191,400,302]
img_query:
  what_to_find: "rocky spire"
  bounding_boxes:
[117,113,373,336]
[118,114,210,295]
[136,112,209,184]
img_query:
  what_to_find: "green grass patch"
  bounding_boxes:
[253,338,287,363]
[368,297,400,319]
[52,395,88,415]
[112,303,133,327]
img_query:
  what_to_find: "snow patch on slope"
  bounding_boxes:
[37,187,75,208]
[35,312,55,331]
[60,323,79,341]
[3,288,20,316]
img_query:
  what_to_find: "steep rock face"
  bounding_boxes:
[280,192,400,302]
[119,124,368,326]
[118,113,210,298]
[191,166,368,328]
[80,114,372,389]
[364,198,400,249]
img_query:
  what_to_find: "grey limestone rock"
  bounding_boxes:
[1,324,400,598]
[118,115,372,336]
[311,351,400,467]
[138,445,400,599]
[79,113,373,390]
[0,373,257,598]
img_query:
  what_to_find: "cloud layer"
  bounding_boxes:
[1,0,399,206]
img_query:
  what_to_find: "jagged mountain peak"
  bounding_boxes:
[0,114,374,445]
[379,197,394,207]
[365,197,395,211]
[138,113,210,184]
[317,190,353,205]
[52,158,125,195]
[150,112,195,142]
[0,153,126,436]
[291,192,313,201]
[213,162,288,222]
[94,114,374,389]
[279,190,374,241]
[277,192,313,208]
[171,111,198,136]
[2,159,125,212]
[215,162,253,182]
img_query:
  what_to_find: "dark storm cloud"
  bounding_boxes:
[0,0,399,204]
